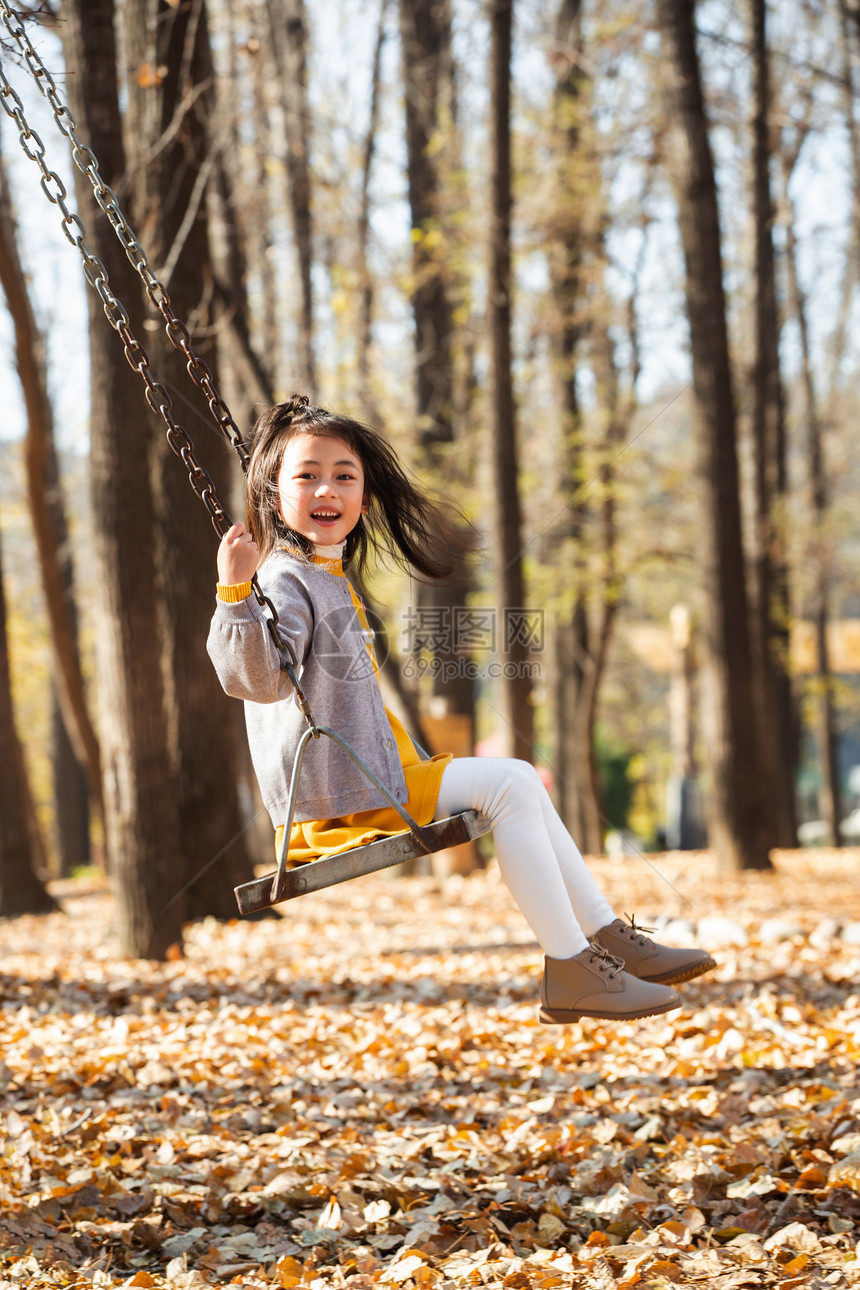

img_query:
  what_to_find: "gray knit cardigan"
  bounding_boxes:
[207,550,408,827]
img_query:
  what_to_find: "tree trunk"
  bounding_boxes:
[357,0,387,421]
[586,289,629,828]
[654,0,772,870]
[829,0,860,388]
[544,0,602,847]
[247,11,281,390]
[123,0,259,920]
[783,174,842,847]
[210,159,276,413]
[665,606,706,849]
[206,4,275,497]
[51,687,91,875]
[211,183,277,412]
[553,598,600,848]
[265,0,315,392]
[400,0,477,754]
[398,0,478,876]
[399,0,456,445]
[0,140,102,831]
[208,0,276,415]
[0,519,56,915]
[62,0,186,955]
[749,0,797,847]
[488,0,532,762]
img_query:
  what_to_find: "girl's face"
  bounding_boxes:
[278,433,367,547]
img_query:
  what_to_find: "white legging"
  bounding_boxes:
[435,758,616,959]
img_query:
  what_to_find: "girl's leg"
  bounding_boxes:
[435,757,683,1022]
[435,757,610,958]
[530,770,716,983]
[533,781,615,936]
[436,758,715,994]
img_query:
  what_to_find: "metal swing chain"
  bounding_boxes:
[0,0,247,468]
[0,12,314,719]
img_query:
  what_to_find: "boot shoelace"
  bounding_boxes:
[621,914,656,946]
[586,941,624,977]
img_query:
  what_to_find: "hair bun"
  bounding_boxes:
[282,393,310,421]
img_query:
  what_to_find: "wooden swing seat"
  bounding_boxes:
[234,809,492,913]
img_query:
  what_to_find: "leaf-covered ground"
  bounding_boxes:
[2,848,860,1289]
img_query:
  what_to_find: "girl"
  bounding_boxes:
[208,396,715,1024]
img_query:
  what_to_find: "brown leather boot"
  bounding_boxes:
[539,943,681,1024]
[595,916,716,986]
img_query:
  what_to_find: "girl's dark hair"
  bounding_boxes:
[246,395,470,579]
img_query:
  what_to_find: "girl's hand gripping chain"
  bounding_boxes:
[218,522,259,586]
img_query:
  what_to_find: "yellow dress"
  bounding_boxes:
[275,554,452,865]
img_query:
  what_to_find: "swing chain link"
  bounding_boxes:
[0,6,310,710]
[0,1,249,469]
[0,64,229,534]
